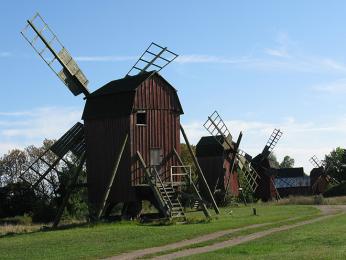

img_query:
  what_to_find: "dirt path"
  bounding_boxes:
[108,205,346,260]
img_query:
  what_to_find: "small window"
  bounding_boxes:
[136,111,147,125]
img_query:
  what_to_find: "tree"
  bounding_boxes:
[324,147,346,182]
[268,153,280,169]
[180,143,197,178]
[0,149,27,186]
[280,155,295,168]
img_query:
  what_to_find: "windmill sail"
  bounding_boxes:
[261,128,283,159]
[126,42,178,77]
[21,13,89,96]
[203,111,260,193]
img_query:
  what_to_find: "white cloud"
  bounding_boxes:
[264,32,292,58]
[0,52,11,57]
[175,55,250,64]
[312,78,346,94]
[182,116,346,173]
[264,48,289,58]
[0,106,82,155]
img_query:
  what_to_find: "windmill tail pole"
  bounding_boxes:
[180,125,220,215]
[53,152,86,228]
[96,134,128,219]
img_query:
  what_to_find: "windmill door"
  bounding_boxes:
[150,148,163,175]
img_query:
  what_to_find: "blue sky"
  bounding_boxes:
[1,1,346,172]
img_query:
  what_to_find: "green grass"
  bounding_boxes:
[0,205,318,260]
[141,213,320,259]
[183,213,346,260]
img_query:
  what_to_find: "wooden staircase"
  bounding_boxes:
[157,182,186,219]
[136,152,186,221]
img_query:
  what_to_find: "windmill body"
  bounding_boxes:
[247,128,282,201]
[82,72,183,213]
[197,111,260,205]
[309,155,339,194]
[196,135,240,203]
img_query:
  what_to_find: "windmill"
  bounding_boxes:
[20,12,215,225]
[250,128,283,201]
[309,155,339,194]
[196,111,260,204]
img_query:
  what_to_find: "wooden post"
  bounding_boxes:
[96,134,128,219]
[180,125,220,215]
[53,152,86,228]
[173,148,211,218]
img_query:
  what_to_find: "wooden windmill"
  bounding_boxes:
[250,129,282,201]
[196,111,260,204]
[309,155,339,194]
[20,13,217,225]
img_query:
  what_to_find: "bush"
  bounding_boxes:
[313,194,324,205]
[324,182,346,197]
[0,214,32,225]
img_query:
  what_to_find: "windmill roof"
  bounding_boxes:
[82,71,182,119]
[196,135,235,157]
[89,71,171,97]
[277,167,305,178]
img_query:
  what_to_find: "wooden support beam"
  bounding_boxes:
[173,148,211,218]
[96,134,128,219]
[180,125,220,215]
[52,152,86,228]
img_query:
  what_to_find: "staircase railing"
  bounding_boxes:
[170,165,192,186]
[149,166,174,210]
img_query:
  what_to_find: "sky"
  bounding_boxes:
[1,1,346,173]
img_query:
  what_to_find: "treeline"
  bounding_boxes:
[0,139,87,222]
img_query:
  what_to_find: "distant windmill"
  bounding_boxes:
[309,155,339,194]
[195,111,260,204]
[250,129,282,201]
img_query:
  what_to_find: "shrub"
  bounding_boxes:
[0,214,32,225]
[324,182,346,197]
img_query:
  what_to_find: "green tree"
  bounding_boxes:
[0,149,27,186]
[324,147,346,182]
[268,153,280,169]
[280,155,295,168]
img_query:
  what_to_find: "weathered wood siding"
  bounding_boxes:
[131,75,181,185]
[85,117,136,206]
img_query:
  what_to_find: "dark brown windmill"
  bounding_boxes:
[309,155,339,194]
[250,129,282,201]
[196,111,260,204]
[20,13,218,225]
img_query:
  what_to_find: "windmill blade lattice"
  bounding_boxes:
[203,111,232,149]
[237,150,260,193]
[262,128,283,157]
[19,122,86,197]
[21,12,89,96]
[203,111,260,193]
[126,42,178,77]
[309,155,324,168]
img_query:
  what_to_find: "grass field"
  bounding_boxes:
[184,212,346,260]
[0,205,318,259]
